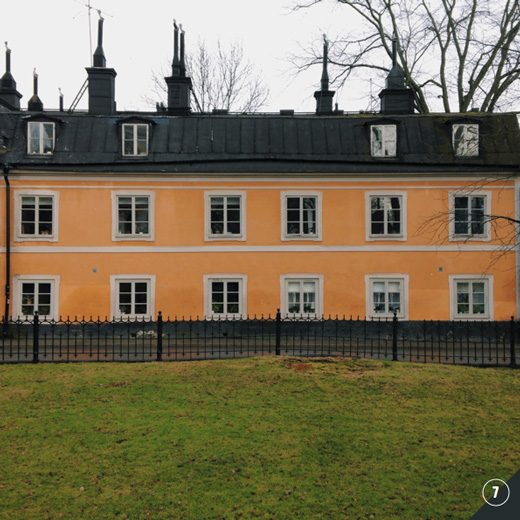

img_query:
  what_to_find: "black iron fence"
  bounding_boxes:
[0,311,517,366]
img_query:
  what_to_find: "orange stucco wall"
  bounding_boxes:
[0,174,516,320]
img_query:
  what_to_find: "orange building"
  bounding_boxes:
[1,21,519,322]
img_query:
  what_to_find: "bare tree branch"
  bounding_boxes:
[144,39,269,113]
[292,0,520,112]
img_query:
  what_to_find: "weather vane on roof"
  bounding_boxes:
[72,0,112,66]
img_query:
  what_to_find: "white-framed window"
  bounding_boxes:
[205,191,246,241]
[365,274,409,320]
[449,275,493,320]
[371,124,396,157]
[111,191,154,241]
[365,192,407,241]
[12,275,60,319]
[27,121,55,155]
[280,274,324,318]
[281,192,322,241]
[203,274,247,318]
[14,190,59,242]
[449,192,490,241]
[110,275,156,319]
[453,124,479,157]
[122,123,149,157]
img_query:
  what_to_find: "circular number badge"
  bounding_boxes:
[482,478,510,507]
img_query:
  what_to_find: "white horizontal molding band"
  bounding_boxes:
[6,244,508,254]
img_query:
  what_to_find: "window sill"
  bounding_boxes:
[449,235,491,242]
[282,235,322,242]
[15,236,58,243]
[366,235,406,242]
[113,235,154,242]
[205,235,246,242]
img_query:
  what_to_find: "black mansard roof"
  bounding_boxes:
[1,110,519,175]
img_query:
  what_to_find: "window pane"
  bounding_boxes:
[135,282,147,293]
[29,123,40,139]
[302,198,316,235]
[371,126,383,156]
[227,282,239,293]
[303,284,316,312]
[124,125,134,140]
[286,197,301,235]
[373,281,386,313]
[227,222,240,235]
[388,282,401,313]
[137,140,148,155]
[119,282,132,293]
[470,196,485,235]
[212,282,224,293]
[227,304,239,314]
[226,195,241,235]
[287,197,300,209]
[119,304,131,314]
[21,197,36,234]
[453,124,478,156]
[137,125,147,140]
[288,281,301,313]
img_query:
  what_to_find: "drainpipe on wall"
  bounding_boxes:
[3,164,10,331]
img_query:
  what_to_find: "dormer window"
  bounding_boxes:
[453,124,479,157]
[371,125,396,157]
[27,121,55,155]
[122,123,148,157]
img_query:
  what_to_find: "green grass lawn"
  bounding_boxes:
[0,357,518,519]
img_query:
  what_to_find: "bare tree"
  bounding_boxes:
[146,39,269,113]
[292,0,520,113]
[415,176,519,272]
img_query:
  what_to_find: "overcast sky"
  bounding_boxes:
[0,0,369,113]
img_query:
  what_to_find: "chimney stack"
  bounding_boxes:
[379,35,414,114]
[28,69,44,111]
[165,20,192,115]
[314,35,335,115]
[86,15,117,115]
[0,43,23,110]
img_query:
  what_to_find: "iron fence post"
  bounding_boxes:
[275,309,281,356]
[392,311,398,361]
[33,311,39,364]
[157,311,163,362]
[510,316,516,367]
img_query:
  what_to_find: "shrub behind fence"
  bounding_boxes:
[0,311,517,366]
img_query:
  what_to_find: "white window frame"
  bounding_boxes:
[449,191,491,241]
[111,191,155,241]
[203,274,247,319]
[27,121,55,155]
[281,191,322,241]
[12,275,60,320]
[449,275,493,320]
[365,191,407,241]
[204,191,246,241]
[371,124,397,157]
[110,275,156,319]
[122,123,149,157]
[453,123,479,157]
[280,274,324,318]
[365,274,409,320]
[14,190,59,242]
